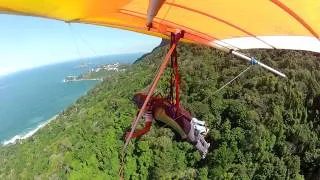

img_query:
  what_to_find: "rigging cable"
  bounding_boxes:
[68,23,83,59]
[68,23,98,57]
[213,65,252,95]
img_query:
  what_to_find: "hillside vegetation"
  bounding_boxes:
[1,43,320,179]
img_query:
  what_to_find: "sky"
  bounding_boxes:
[0,14,161,77]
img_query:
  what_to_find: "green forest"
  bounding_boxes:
[0,43,320,179]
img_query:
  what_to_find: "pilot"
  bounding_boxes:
[127,93,210,158]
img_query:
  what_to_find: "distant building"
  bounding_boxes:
[95,68,102,72]
[93,62,122,72]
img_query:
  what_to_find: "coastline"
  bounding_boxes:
[63,78,103,83]
[1,115,59,146]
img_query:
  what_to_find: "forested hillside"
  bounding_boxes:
[1,43,320,179]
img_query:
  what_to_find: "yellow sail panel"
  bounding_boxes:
[0,0,319,52]
[169,0,313,38]
[270,0,320,38]
[0,0,86,20]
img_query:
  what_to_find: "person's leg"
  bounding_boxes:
[195,140,208,159]
[198,134,210,149]
[187,121,197,142]
[189,121,209,158]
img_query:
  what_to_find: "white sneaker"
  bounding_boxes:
[195,124,209,136]
[201,127,210,136]
[201,150,208,159]
[192,118,206,126]
[205,143,210,149]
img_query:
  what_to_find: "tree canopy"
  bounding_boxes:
[1,43,320,179]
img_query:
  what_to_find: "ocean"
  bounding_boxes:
[0,53,141,145]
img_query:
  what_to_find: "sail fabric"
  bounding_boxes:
[0,0,319,52]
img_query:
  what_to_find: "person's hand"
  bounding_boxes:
[146,23,152,31]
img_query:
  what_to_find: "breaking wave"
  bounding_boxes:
[1,115,58,146]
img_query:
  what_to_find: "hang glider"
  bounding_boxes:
[2,0,320,173]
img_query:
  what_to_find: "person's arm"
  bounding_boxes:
[126,111,153,139]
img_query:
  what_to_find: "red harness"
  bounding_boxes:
[126,95,192,139]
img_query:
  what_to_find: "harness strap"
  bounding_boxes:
[169,33,175,103]
[120,31,183,179]
[169,32,181,110]
[173,47,180,110]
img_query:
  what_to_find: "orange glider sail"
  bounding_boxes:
[0,0,319,53]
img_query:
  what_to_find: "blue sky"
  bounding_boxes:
[0,14,161,76]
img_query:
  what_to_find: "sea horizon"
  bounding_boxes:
[0,53,142,145]
[0,52,144,79]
